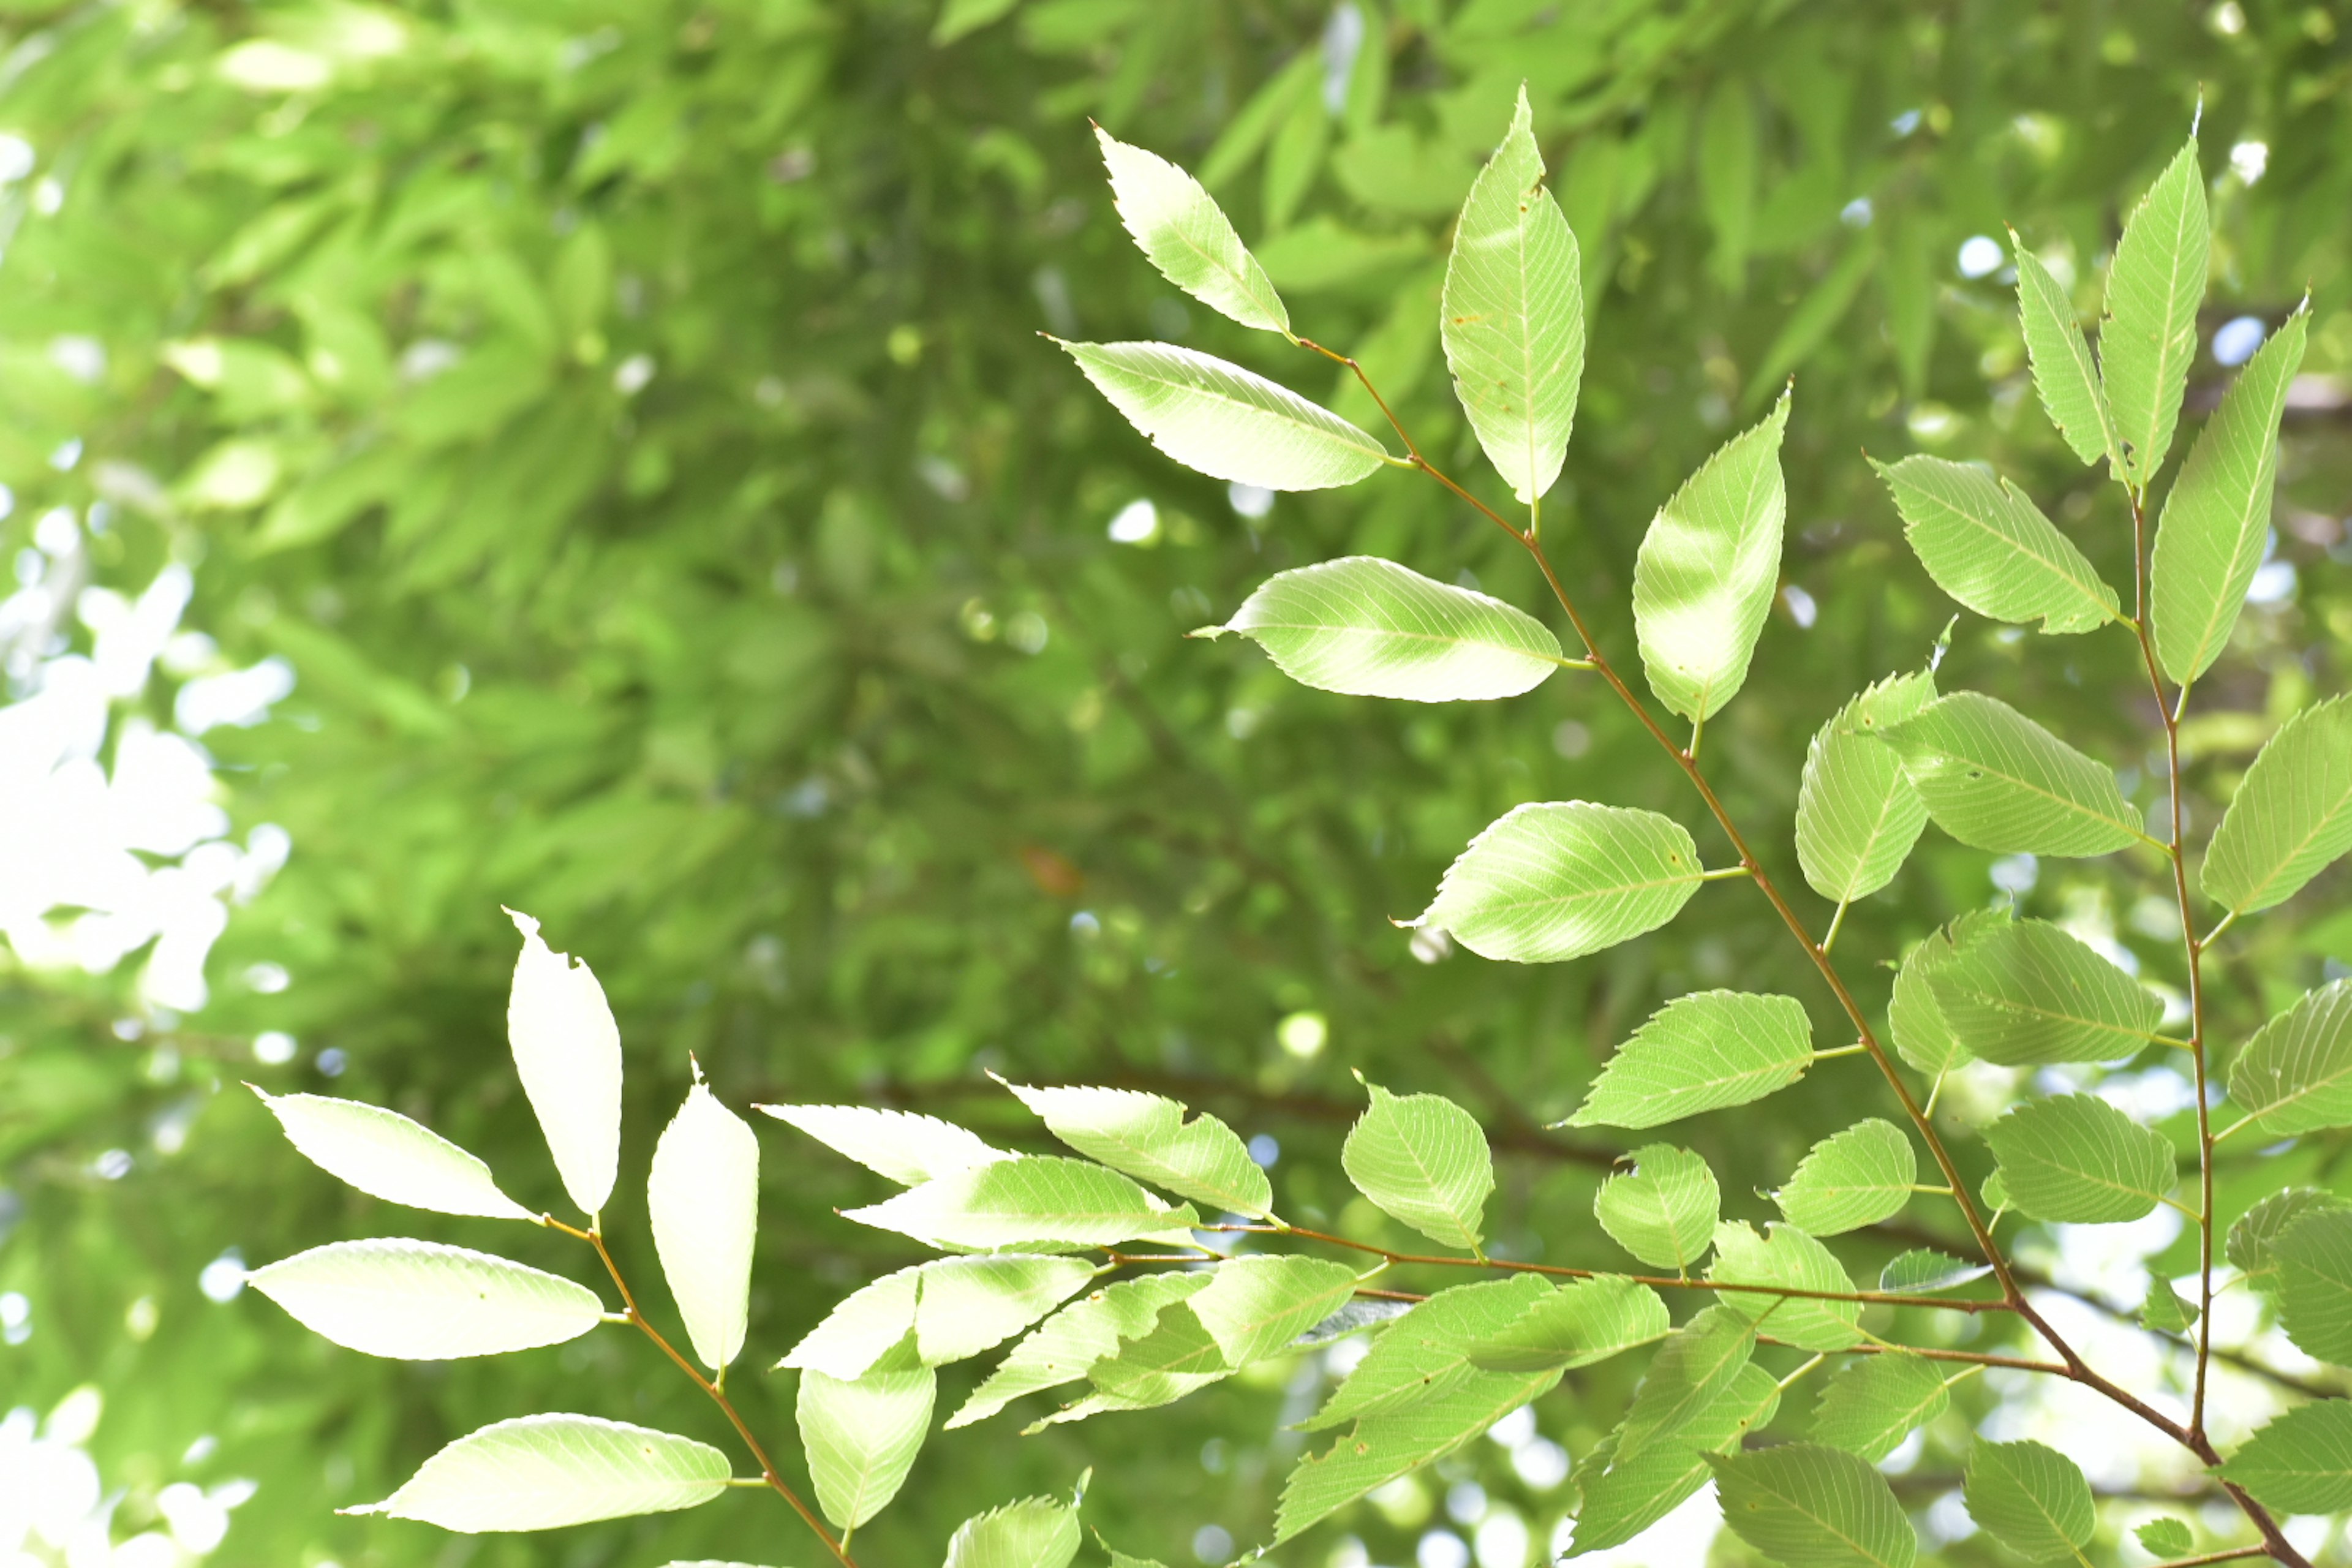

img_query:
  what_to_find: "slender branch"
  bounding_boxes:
[2153,1550,2280,1568]
[1762,1336,2068,1377]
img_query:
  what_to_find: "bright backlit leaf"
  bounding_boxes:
[1097,127,1289,336]
[1594,1144,1721,1269]
[1795,669,1936,902]
[2202,696,2352,914]
[755,1103,1009,1188]
[1005,1081,1270,1218]
[345,1414,729,1531]
[1710,1221,1863,1352]
[1708,1442,1918,1568]
[2225,980,2352,1139]
[2220,1400,2352,1515]
[1774,1120,1917,1236]
[1571,1363,1779,1553]
[1341,1083,1493,1251]
[647,1077,759,1371]
[1879,1249,1993,1294]
[1879,692,2141,856]
[943,1496,1082,1568]
[1305,1275,1549,1431]
[1923,916,2164,1065]
[1461,1275,1670,1372]
[504,908,623,1217]
[2138,1520,2195,1557]
[1874,456,2118,633]
[946,1272,1212,1430]
[2275,1207,2352,1366]
[1613,1305,1758,1462]
[247,1238,603,1360]
[1057,340,1390,490]
[796,1340,933,1531]
[2100,137,2209,485]
[1413,801,1703,964]
[843,1156,1197,1252]
[1809,1355,1950,1462]
[2014,242,2116,468]
[780,1255,1098,1381]
[2230,1189,2351,1297]
[1887,914,2000,1076]
[1566,990,1814,1130]
[1983,1094,2175,1223]
[252,1088,533,1221]
[1963,1439,2095,1562]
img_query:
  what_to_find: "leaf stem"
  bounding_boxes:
[1812,1041,1871,1060]
[1774,1352,1828,1392]
[1700,864,1755,881]
[1822,897,1851,955]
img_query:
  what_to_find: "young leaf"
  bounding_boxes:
[345,1414,729,1531]
[1710,1221,1863,1351]
[2219,1399,2352,1514]
[1341,1083,1493,1251]
[2201,695,2352,915]
[797,1351,932,1533]
[1570,1364,1780,1553]
[842,1156,1198,1251]
[2100,137,2209,485]
[1413,801,1703,964]
[247,1238,603,1360]
[1982,1094,2175,1223]
[1565,990,1814,1130]
[1962,1439,2095,1562]
[1775,1119,1917,1236]
[1708,1442,1918,1568]
[1461,1275,1670,1372]
[2150,309,2309,684]
[1096,127,1289,336]
[1794,669,1937,903]
[1873,456,2119,634]
[647,1077,759,1371]
[1878,1249,1992,1294]
[251,1088,533,1220]
[1199,557,1567,704]
[2013,242,2116,468]
[1631,392,1790,723]
[946,1272,1212,1430]
[1304,1274,1551,1431]
[1923,917,2164,1065]
[943,1496,1083,1568]
[1878,691,2141,856]
[1809,1354,1950,1462]
[1055,340,1390,491]
[2223,979,2352,1138]
[1004,1081,1272,1218]
[2275,1207,2352,1366]
[755,1102,1009,1187]
[1594,1144,1721,1269]
[2229,1188,2350,1296]
[2137,1519,2195,1557]
[504,908,623,1217]
[1439,84,1583,505]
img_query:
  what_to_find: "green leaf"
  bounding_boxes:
[647,1079,759,1371]
[1341,1083,1493,1251]
[1872,456,2119,634]
[1795,669,1937,902]
[1775,1120,1917,1236]
[1565,990,1814,1130]
[1439,84,1583,505]
[1708,1442,1918,1568]
[2202,695,2352,914]
[1003,1081,1271,1218]
[2220,1399,2352,1514]
[1962,1439,2095,1562]
[1878,1249,1992,1294]
[1462,1275,1671,1372]
[1631,392,1790,722]
[345,1414,729,1531]
[756,1103,1009,1188]
[1570,1363,1779,1554]
[2137,1519,2195,1556]
[1887,914,2005,1076]
[1809,1354,1950,1462]
[1413,801,1703,965]
[2013,241,2117,468]
[1695,80,1756,292]
[2100,137,2209,485]
[1055,340,1390,491]
[796,1343,935,1531]
[1614,1305,1759,1461]
[943,1496,1082,1568]
[1594,1144,1721,1268]
[1923,917,2164,1065]
[1710,1222,1863,1352]
[505,909,623,1217]
[843,1156,1198,1252]
[775,1256,1101,1381]
[1096,127,1289,336]
[252,1088,534,1220]
[247,1238,603,1360]
[946,1272,1212,1430]
[2150,309,2309,683]
[1304,1274,1550,1431]
[1983,1094,2175,1223]
[1879,691,2143,856]
[1199,556,1566,704]
[2141,1277,2198,1333]
[931,0,1023,45]
[2275,1207,2352,1366]
[2229,1189,2350,1297]
[2224,980,2352,1138]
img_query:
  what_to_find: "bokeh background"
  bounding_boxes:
[3,2,2350,1566]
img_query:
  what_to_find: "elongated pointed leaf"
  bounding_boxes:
[1594,1145,1720,1268]
[1201,556,1565,703]
[2014,243,2116,467]
[253,1088,533,1220]
[1005,1081,1270,1217]
[2101,138,2209,484]
[1632,393,1790,722]
[1414,801,1702,964]
[2230,1188,2350,1297]
[1709,1442,1918,1568]
[1795,669,1936,902]
[1566,990,1814,1129]
[1341,1084,1492,1251]
[1305,1274,1550,1431]
[1879,691,2141,856]
[1711,1221,1862,1351]
[1462,1275,1670,1372]
[1983,1094,2174,1223]
[782,1255,1100,1380]
[797,1353,932,1532]
[1440,85,1583,505]
[247,1238,603,1360]
[1963,1439,2094,1562]
[1879,1249,1992,1295]
[1057,340,1389,490]
[2276,1207,2352,1366]
[1570,1364,1779,1554]
[1924,917,2163,1065]
[2203,695,2352,914]
[1776,1120,1917,1235]
[756,1103,1009,1188]
[2152,309,2308,683]
[947,1272,1212,1429]
[1874,456,2119,634]
[843,1155,1197,1252]
[346,1414,729,1531]
[1810,1355,1949,1461]
[2220,1400,2352,1514]
[944,1496,1082,1568]
[2225,980,2352,1139]
[647,1079,758,1371]
[1097,127,1288,336]
[505,908,622,1216]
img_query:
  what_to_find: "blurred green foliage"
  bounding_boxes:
[2,1,2350,1564]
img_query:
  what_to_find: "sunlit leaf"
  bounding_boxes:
[1878,1250,1992,1295]
[1462,1275,1670,1373]
[1873,456,2118,633]
[2100,137,2209,484]
[2013,242,2116,468]
[1096,127,1289,336]
[947,1272,1212,1430]
[943,1496,1082,1568]
[2223,980,2352,1139]
[1056,340,1390,490]
[843,1156,1197,1252]
[1341,1083,1492,1251]
[1879,692,2141,856]
[1962,1439,2094,1562]
[252,1088,533,1221]
[1413,801,1703,964]
[1570,1363,1779,1553]
[2229,1188,2351,1297]
[1710,1221,1862,1352]
[1005,1081,1270,1217]
[2275,1207,2352,1366]
[755,1104,1010,1188]
[796,1340,933,1531]
[647,1078,759,1371]
[2202,696,2352,914]
[1565,990,1814,1130]
[1593,1144,1719,1270]
[1809,1355,1949,1462]
[1774,1120,1917,1236]
[345,1414,729,1531]
[1923,917,2164,1065]
[1708,1442,1918,1568]
[2137,1520,2195,1557]
[2220,1400,2352,1515]
[247,1238,603,1360]
[1795,669,1937,903]
[1982,1094,2174,1223]
[504,908,623,1216]
[1303,1274,1550,1431]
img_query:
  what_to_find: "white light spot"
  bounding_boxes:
[252,1030,298,1065]
[2211,1,2246,34]
[2230,139,2268,183]
[2213,315,2266,366]
[1958,235,2006,278]
[158,1480,230,1553]
[1246,1133,1280,1167]
[1446,1481,1488,1525]
[1891,110,1922,135]
[175,655,296,734]
[1193,1524,1234,1564]
[1475,1509,1531,1568]
[1006,610,1049,654]
[2247,559,2296,604]
[1277,1010,1327,1058]
[1107,499,1159,544]
[1991,853,2039,895]
[93,1148,132,1180]
[34,506,79,556]
[1069,910,1100,938]
[1409,925,1453,964]
[1226,483,1275,519]
[1418,1530,1471,1568]
[1320,2,1364,113]
[0,1291,27,1331]
[1487,1404,1537,1449]
[0,134,34,182]
[1511,1438,1569,1489]
[1840,196,1874,228]
[1551,719,1591,759]
[1781,583,1818,628]
[612,353,655,396]
[315,1047,348,1077]
[48,336,105,384]
[198,1251,245,1302]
